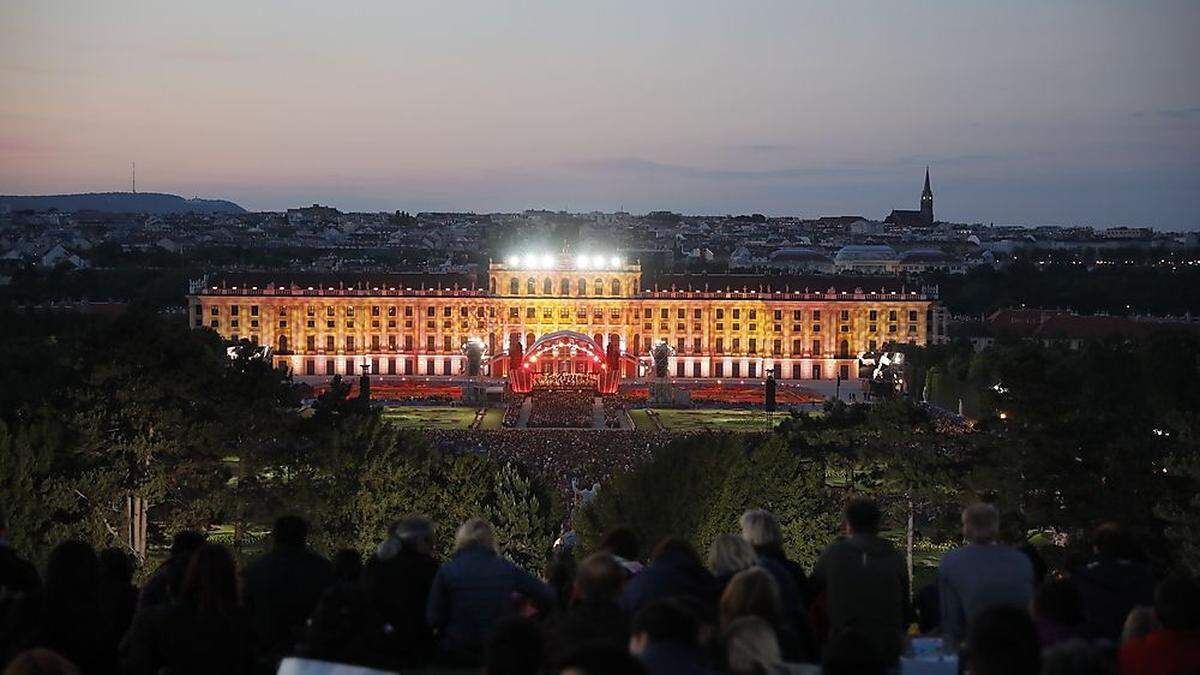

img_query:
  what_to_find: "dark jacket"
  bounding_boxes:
[361,549,439,666]
[543,599,630,668]
[425,545,554,664]
[2,590,119,675]
[759,546,813,605]
[136,556,189,612]
[242,544,335,659]
[620,551,718,618]
[0,543,40,623]
[811,534,910,663]
[1072,555,1156,643]
[120,602,254,675]
[638,642,722,675]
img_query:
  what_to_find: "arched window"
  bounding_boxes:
[509,278,520,295]
[543,278,553,295]
[594,278,604,296]
[611,279,621,296]
[526,278,536,294]
[526,332,536,348]
[489,277,497,294]
[838,339,850,358]
[278,335,289,352]
[578,278,587,296]
[560,278,570,295]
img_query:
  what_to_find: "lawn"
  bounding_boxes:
[650,408,784,432]
[627,408,656,432]
[477,408,505,430]
[381,406,479,429]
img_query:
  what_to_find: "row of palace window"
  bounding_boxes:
[494,277,625,296]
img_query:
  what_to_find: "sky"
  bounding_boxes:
[1,1,1198,228]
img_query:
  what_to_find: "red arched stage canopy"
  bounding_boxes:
[507,330,625,394]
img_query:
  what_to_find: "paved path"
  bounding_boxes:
[515,397,532,428]
[592,397,606,429]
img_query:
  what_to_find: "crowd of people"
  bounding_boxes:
[533,373,599,390]
[425,429,658,499]
[527,391,597,429]
[2,501,1198,675]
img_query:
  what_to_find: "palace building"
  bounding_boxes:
[187,255,946,384]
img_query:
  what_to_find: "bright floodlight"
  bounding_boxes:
[610,255,621,267]
[592,255,604,268]
[539,254,554,268]
[508,255,521,267]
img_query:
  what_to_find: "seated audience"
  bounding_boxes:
[629,599,720,675]
[2,649,80,675]
[121,543,253,675]
[484,616,543,675]
[1073,523,1155,643]
[621,538,717,618]
[361,516,439,667]
[242,515,335,667]
[426,518,554,665]
[719,567,810,663]
[1,540,118,675]
[136,529,204,611]
[708,534,758,596]
[811,497,908,664]
[1033,577,1086,648]
[1117,574,1200,675]
[937,502,1034,652]
[962,605,1042,675]
[544,553,631,669]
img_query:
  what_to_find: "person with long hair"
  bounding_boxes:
[719,568,811,664]
[121,543,253,675]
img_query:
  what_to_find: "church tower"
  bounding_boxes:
[920,166,934,225]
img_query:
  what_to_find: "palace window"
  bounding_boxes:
[748,338,757,354]
[577,278,587,296]
[733,309,740,319]
[372,306,380,316]
[840,310,849,321]
[869,310,877,321]
[307,335,316,351]
[612,280,621,295]
[250,305,259,316]
[561,278,571,295]
[211,306,219,315]
[510,278,520,295]
[716,309,724,319]
[715,338,724,353]
[326,336,335,351]
[812,324,821,333]
[732,338,741,353]
[345,336,355,351]
[543,278,553,295]
[812,310,821,321]
[527,278,536,294]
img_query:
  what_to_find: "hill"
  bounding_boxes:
[0,192,246,215]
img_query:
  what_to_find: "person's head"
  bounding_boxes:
[273,515,309,548]
[961,502,1000,544]
[844,497,883,535]
[333,548,362,583]
[1033,578,1084,627]
[723,616,781,675]
[629,599,700,654]
[720,567,783,629]
[484,616,542,675]
[179,543,238,614]
[393,516,433,554]
[98,547,135,586]
[739,509,782,552]
[453,518,496,554]
[44,540,98,600]
[599,527,640,561]
[964,605,1041,675]
[1121,606,1159,642]
[1154,574,1200,630]
[1091,522,1131,559]
[1040,639,1115,675]
[822,627,887,675]
[2,649,82,675]
[299,585,389,668]
[573,553,625,603]
[708,534,758,578]
[557,644,647,675]
[649,537,701,566]
[169,530,206,559]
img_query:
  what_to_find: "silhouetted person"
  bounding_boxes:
[332,548,362,585]
[1118,574,1200,675]
[599,527,644,578]
[2,541,118,675]
[96,548,138,642]
[558,643,647,675]
[294,584,395,671]
[1072,523,1155,643]
[2,648,81,675]
[821,627,888,675]
[964,605,1042,675]
[628,599,720,675]
[0,512,39,620]
[937,503,1033,652]
[121,543,253,675]
[811,497,909,663]
[1032,578,1086,648]
[740,509,810,618]
[242,515,334,668]
[621,538,717,619]
[361,516,439,667]
[137,530,204,611]
[426,518,554,666]
[483,616,542,675]
[544,553,631,669]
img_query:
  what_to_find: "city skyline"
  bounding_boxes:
[2,1,1199,227]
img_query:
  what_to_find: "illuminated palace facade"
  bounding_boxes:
[188,256,945,382]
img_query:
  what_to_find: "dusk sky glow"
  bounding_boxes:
[2,1,1198,227]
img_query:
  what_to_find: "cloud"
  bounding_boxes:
[566,157,874,181]
[1158,107,1200,120]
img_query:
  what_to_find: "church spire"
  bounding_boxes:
[923,166,932,197]
[920,166,934,225]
